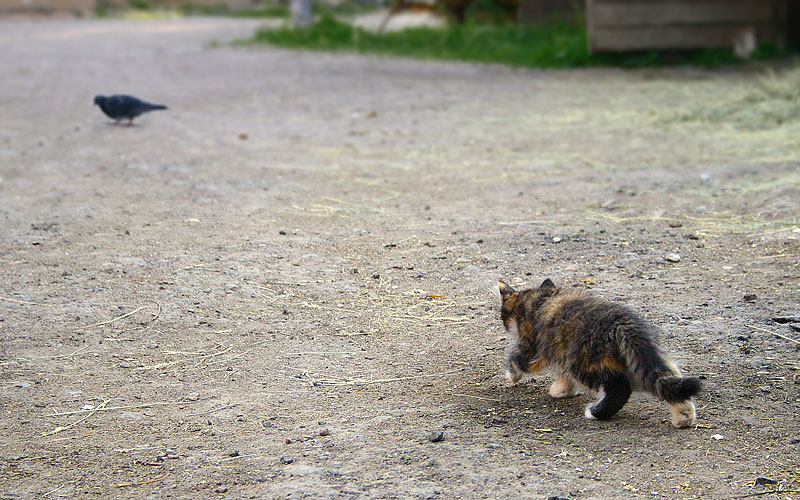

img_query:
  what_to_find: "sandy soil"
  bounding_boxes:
[1,18,799,500]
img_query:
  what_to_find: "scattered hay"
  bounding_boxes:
[584,209,798,236]
[288,197,386,217]
[41,399,111,437]
[287,366,467,387]
[136,340,269,371]
[76,301,161,330]
[48,399,204,417]
[0,346,97,367]
[663,69,800,131]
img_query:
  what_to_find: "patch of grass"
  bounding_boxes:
[252,15,789,69]
[255,15,593,68]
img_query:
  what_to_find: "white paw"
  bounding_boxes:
[584,405,597,420]
[505,370,521,386]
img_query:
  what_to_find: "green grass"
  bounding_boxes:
[252,15,788,69]
[255,15,591,68]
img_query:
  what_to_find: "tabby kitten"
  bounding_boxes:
[497,279,701,428]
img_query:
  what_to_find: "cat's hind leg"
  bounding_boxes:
[668,400,696,428]
[584,374,631,421]
[548,375,579,398]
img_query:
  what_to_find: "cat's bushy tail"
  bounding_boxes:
[655,376,702,402]
[624,324,702,402]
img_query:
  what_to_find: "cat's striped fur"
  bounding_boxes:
[498,279,701,428]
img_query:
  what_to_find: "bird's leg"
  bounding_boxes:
[127,118,134,126]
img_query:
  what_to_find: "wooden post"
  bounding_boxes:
[291,0,312,27]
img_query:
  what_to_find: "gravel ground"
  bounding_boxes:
[1,18,799,500]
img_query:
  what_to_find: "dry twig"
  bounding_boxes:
[747,324,800,345]
[42,399,110,436]
[1,296,48,306]
[76,301,160,330]
[289,367,467,387]
[49,399,202,417]
[117,472,171,487]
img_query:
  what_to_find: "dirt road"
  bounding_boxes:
[1,18,799,499]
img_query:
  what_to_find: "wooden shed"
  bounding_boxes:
[586,0,789,56]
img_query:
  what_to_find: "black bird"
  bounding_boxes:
[94,94,168,125]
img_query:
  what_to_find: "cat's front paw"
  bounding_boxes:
[505,370,522,386]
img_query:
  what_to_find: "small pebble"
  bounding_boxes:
[228,450,240,457]
[754,477,777,486]
[772,316,800,324]
[664,253,681,263]
[319,428,330,436]
[711,434,724,440]
[551,237,562,243]
[760,386,772,393]
[743,294,757,302]
[280,456,294,464]
[215,486,228,493]
[118,362,130,369]
[427,431,444,443]
[491,416,508,425]
[789,438,800,444]
[187,392,200,401]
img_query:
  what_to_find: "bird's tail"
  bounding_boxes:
[148,104,168,111]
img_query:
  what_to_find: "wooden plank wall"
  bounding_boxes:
[587,0,779,53]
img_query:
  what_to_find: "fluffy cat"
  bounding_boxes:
[497,279,701,428]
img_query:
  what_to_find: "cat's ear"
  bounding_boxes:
[498,280,515,298]
[540,278,556,289]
